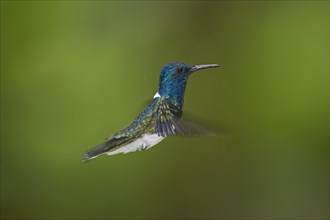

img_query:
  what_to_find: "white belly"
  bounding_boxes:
[106,134,165,156]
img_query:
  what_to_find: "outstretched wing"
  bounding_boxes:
[155,98,214,137]
[155,98,182,137]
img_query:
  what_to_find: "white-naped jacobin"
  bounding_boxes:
[83,62,220,162]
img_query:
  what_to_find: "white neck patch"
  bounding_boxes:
[153,92,160,98]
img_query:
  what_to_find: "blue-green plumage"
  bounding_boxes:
[83,62,219,161]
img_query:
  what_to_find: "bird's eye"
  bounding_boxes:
[177,67,183,73]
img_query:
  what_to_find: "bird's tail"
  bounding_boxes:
[82,137,124,162]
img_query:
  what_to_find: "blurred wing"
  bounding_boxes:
[155,99,215,137]
[174,118,217,137]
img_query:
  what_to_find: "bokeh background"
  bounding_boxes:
[1,1,329,219]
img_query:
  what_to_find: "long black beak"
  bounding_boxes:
[190,64,220,72]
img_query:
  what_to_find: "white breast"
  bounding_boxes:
[106,134,165,156]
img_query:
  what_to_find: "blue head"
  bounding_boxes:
[157,62,219,108]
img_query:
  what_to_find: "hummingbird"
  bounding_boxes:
[83,62,219,162]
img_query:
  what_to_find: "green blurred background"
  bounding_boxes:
[1,1,329,219]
